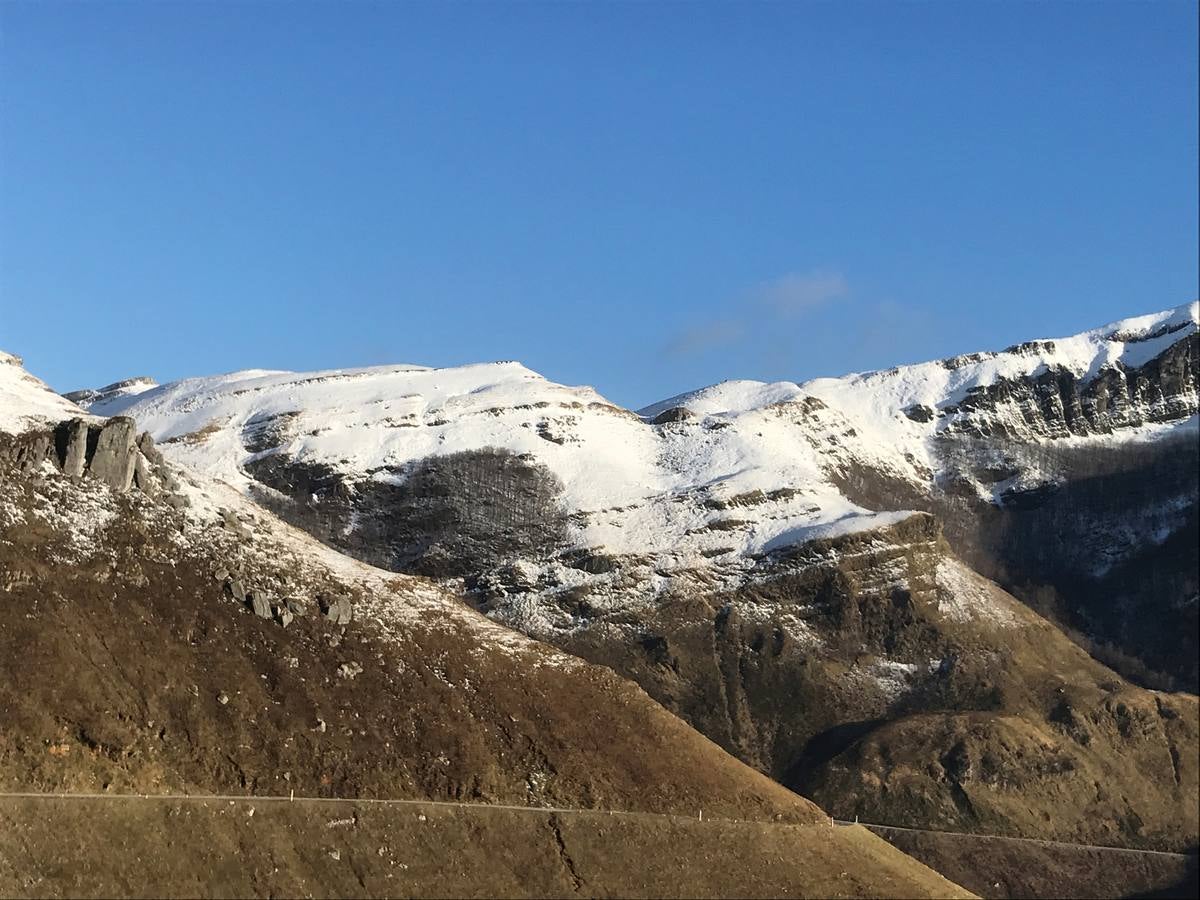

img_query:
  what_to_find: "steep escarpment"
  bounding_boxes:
[931,318,1196,440]
[933,430,1199,690]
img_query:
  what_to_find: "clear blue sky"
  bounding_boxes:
[2,1,1196,408]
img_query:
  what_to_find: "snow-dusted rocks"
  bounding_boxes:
[61,418,89,478]
[320,593,354,625]
[63,376,158,410]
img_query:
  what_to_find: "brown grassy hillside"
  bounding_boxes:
[0,433,968,899]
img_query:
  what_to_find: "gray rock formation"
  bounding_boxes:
[137,431,163,466]
[228,579,248,604]
[4,431,53,476]
[3,416,173,500]
[132,452,160,497]
[249,591,273,619]
[320,594,353,625]
[61,419,89,478]
[86,417,137,491]
[650,406,696,425]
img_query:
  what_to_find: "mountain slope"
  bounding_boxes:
[90,303,1198,675]
[1,351,88,430]
[0,352,969,898]
[89,302,1197,578]
[75,304,1200,851]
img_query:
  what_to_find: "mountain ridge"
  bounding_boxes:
[3,303,1197,895]
[67,301,1197,601]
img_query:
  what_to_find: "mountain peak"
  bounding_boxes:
[0,347,88,434]
[64,376,159,410]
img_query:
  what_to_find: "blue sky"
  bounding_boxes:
[2,1,1196,408]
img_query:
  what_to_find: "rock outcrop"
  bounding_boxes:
[939,330,1198,440]
[0,415,174,499]
[86,416,138,491]
[60,418,89,478]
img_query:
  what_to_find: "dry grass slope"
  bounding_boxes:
[0,797,973,899]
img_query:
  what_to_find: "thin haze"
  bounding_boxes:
[1,1,1197,408]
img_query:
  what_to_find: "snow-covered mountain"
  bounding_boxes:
[8,349,982,900]
[4,305,1198,857]
[87,302,1197,582]
[78,301,1198,695]
[83,357,908,565]
[1,350,89,432]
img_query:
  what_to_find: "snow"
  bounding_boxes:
[935,558,1019,627]
[0,350,88,433]
[65,376,159,410]
[642,303,1198,515]
[92,359,896,566]
[640,380,810,420]
[757,510,916,554]
[4,302,1194,648]
[80,302,1196,591]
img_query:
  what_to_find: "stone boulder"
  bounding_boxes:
[137,431,163,466]
[132,452,161,497]
[249,591,273,620]
[320,593,353,626]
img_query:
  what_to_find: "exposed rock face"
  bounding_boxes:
[0,416,174,501]
[87,417,138,491]
[650,406,695,425]
[940,331,1198,439]
[132,451,160,497]
[60,418,89,478]
[1,430,55,477]
[137,431,163,465]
